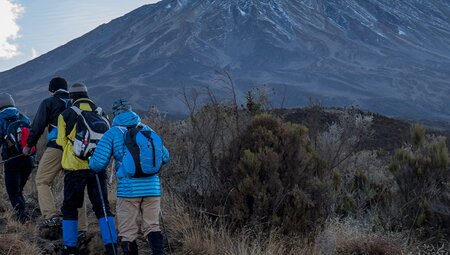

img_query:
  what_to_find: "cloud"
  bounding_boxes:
[0,0,24,59]
[31,48,38,59]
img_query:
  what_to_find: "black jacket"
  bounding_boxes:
[27,91,69,149]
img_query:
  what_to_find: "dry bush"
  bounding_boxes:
[331,150,397,224]
[312,110,395,231]
[315,218,409,255]
[316,109,374,172]
[145,88,252,209]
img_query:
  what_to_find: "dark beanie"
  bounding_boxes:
[49,77,68,92]
[112,99,132,116]
[69,82,88,100]
[0,93,15,109]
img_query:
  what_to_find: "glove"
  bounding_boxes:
[22,145,32,156]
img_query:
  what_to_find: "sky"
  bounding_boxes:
[0,0,160,72]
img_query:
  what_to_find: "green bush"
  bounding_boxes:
[220,114,331,234]
[389,125,450,238]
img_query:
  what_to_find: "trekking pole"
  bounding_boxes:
[160,210,173,255]
[95,173,117,255]
[0,154,23,164]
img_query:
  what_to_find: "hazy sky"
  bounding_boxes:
[0,0,160,72]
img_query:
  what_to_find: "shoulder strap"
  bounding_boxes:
[71,105,83,116]
[4,116,20,132]
[72,104,103,116]
[117,127,128,162]
[58,97,71,108]
[58,97,67,103]
[117,126,127,134]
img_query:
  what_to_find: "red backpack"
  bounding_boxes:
[4,118,36,157]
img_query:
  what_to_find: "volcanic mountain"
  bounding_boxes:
[1,0,449,120]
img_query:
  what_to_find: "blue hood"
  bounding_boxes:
[0,107,20,120]
[112,111,141,127]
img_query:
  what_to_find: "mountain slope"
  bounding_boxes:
[1,0,449,120]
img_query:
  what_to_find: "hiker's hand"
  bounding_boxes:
[22,145,32,156]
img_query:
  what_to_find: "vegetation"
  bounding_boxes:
[0,90,449,254]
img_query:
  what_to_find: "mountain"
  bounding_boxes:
[1,0,449,121]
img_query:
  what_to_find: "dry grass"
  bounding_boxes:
[413,243,449,255]
[2,209,36,235]
[163,194,313,255]
[0,234,40,255]
[315,218,410,255]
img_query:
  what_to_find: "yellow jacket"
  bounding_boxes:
[56,98,99,171]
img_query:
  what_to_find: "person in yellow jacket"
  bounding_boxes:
[57,83,117,255]
[23,77,88,232]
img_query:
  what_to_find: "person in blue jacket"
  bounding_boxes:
[89,99,169,255]
[0,93,35,225]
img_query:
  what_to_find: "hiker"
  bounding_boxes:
[0,93,35,225]
[56,83,117,255]
[89,99,170,255]
[22,77,88,234]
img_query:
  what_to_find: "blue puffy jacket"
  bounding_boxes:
[0,107,31,159]
[89,111,169,198]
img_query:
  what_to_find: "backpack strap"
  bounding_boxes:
[117,127,127,163]
[71,105,103,116]
[4,115,20,135]
[72,105,107,121]
[71,105,83,116]
[58,97,71,108]
[71,98,99,115]
[140,130,156,168]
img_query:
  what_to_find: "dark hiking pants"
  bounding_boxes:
[61,170,113,220]
[61,170,117,248]
[4,156,34,223]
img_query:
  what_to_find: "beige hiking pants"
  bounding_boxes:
[35,147,88,231]
[117,197,161,242]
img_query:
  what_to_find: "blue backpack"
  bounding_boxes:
[120,125,163,178]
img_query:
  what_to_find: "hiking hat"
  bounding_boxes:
[0,93,15,109]
[112,99,132,116]
[48,77,68,93]
[69,82,88,99]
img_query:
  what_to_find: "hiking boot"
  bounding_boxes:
[148,231,164,255]
[104,243,118,255]
[39,215,62,229]
[61,245,78,255]
[122,240,138,255]
[77,230,88,252]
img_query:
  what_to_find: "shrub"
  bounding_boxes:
[331,151,396,220]
[389,125,450,238]
[219,114,331,234]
